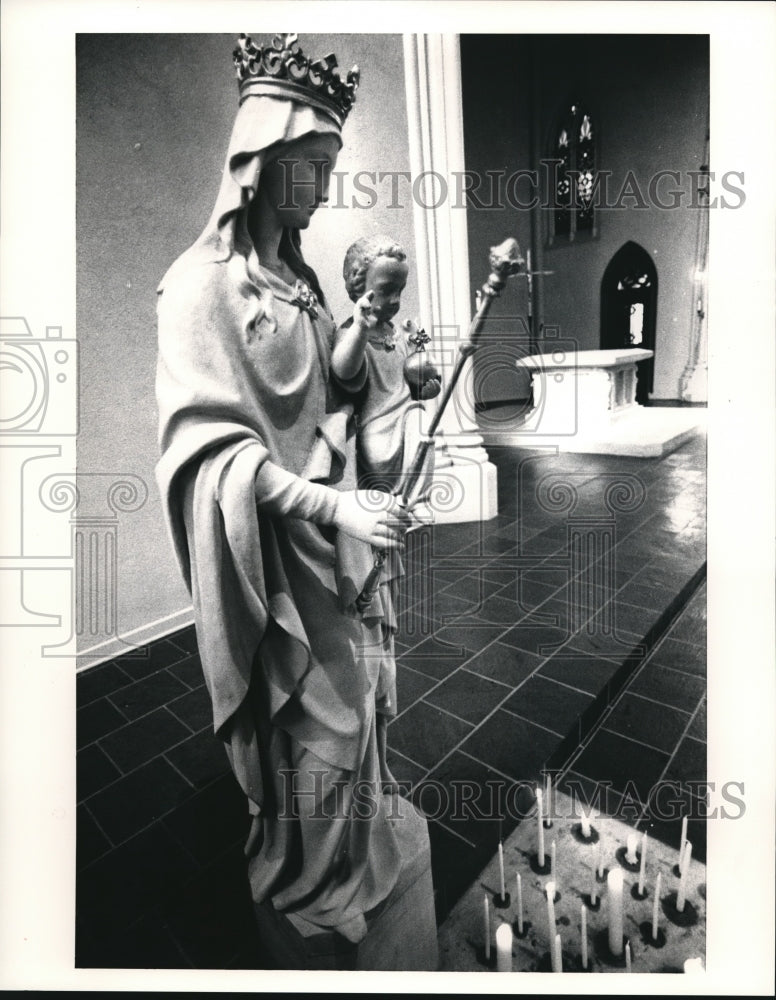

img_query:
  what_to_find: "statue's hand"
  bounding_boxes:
[334,490,412,549]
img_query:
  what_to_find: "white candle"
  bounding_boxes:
[545,773,552,825]
[483,894,491,960]
[516,873,524,934]
[638,831,648,895]
[546,880,557,942]
[498,841,506,900]
[677,840,692,912]
[553,932,563,973]
[684,957,704,973]
[590,867,598,906]
[596,843,604,879]
[679,815,688,865]
[581,808,591,839]
[551,839,557,879]
[626,833,639,864]
[625,940,632,972]
[580,903,588,970]
[607,869,624,956]
[536,788,545,865]
[651,871,662,940]
[496,921,513,972]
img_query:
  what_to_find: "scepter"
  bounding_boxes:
[355,237,523,612]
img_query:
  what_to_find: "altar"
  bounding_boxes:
[478,348,705,457]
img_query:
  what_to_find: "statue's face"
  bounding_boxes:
[365,256,408,323]
[260,132,341,229]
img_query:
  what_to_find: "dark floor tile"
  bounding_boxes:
[572,729,670,806]
[77,805,111,870]
[461,709,558,783]
[462,593,525,628]
[99,707,192,773]
[399,645,470,682]
[77,698,129,750]
[422,588,481,623]
[77,661,133,708]
[631,562,698,595]
[668,611,707,646]
[167,653,206,690]
[165,731,230,789]
[86,756,194,844]
[650,636,706,677]
[628,662,706,713]
[162,773,248,866]
[77,822,199,935]
[423,669,509,725]
[114,638,190,681]
[77,743,122,801]
[107,670,190,722]
[538,651,621,696]
[503,675,593,738]
[414,750,532,848]
[385,748,427,792]
[388,701,472,770]
[664,735,707,787]
[163,844,258,969]
[395,663,438,711]
[168,686,213,733]
[427,821,492,925]
[606,598,664,638]
[76,910,192,969]
[563,625,643,660]
[557,771,642,825]
[168,625,198,656]
[463,641,543,688]
[446,569,516,602]
[604,692,691,754]
[499,620,570,658]
[687,699,706,741]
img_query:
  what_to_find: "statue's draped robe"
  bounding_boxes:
[156,252,407,940]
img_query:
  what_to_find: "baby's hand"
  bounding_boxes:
[353,290,378,332]
[420,377,442,400]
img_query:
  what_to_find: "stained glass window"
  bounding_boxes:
[550,102,597,243]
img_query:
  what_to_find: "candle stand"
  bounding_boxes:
[438,790,705,973]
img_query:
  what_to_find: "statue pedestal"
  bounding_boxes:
[253,798,439,971]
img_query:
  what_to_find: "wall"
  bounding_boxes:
[461,34,710,404]
[76,33,417,655]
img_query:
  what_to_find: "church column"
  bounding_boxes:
[402,33,498,522]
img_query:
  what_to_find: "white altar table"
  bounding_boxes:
[477,348,705,457]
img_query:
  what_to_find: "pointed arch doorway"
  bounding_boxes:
[600,241,658,404]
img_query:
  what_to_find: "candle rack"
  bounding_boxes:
[438,789,706,973]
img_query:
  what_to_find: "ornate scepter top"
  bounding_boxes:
[233,33,359,128]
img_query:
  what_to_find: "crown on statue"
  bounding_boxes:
[233,33,359,128]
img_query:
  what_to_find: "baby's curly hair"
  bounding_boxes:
[343,234,407,303]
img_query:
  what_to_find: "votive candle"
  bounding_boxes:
[677,839,692,912]
[498,841,506,900]
[536,788,545,865]
[638,831,648,895]
[596,843,604,879]
[581,807,591,839]
[496,921,513,972]
[553,932,563,973]
[626,833,639,864]
[545,880,557,942]
[483,894,491,960]
[607,868,624,956]
[651,871,662,940]
[550,839,557,879]
[625,940,632,972]
[679,815,688,865]
[580,903,588,970]
[515,873,524,934]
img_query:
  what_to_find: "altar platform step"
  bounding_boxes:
[477,404,706,457]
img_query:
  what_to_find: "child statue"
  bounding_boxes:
[333,235,441,496]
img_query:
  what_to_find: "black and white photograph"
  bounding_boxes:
[0,1,774,993]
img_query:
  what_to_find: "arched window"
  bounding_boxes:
[549,101,597,245]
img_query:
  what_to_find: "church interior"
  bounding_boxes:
[73,32,711,972]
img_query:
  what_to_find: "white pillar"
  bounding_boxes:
[402,33,498,522]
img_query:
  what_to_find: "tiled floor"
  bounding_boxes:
[76,430,706,968]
